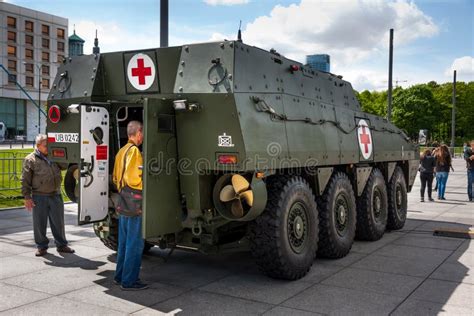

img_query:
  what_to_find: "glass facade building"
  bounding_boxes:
[306,54,330,72]
[0,2,68,141]
[0,98,26,137]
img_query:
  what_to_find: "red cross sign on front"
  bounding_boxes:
[357,119,373,160]
[127,53,156,91]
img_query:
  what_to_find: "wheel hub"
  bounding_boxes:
[396,185,403,209]
[287,202,309,254]
[294,216,304,239]
[373,189,382,220]
[335,194,349,236]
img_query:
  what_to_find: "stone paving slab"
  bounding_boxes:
[0,296,125,315]
[282,283,404,315]
[60,281,187,314]
[200,273,313,305]
[410,279,474,307]
[0,283,52,312]
[151,290,272,316]
[320,267,424,297]
[0,159,472,315]
[263,306,321,315]
[391,298,474,316]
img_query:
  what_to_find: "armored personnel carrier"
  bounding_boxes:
[46,41,418,280]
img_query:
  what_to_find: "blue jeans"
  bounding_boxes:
[468,169,474,200]
[32,194,68,249]
[436,172,449,199]
[114,215,144,287]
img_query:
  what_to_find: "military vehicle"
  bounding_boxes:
[46,41,418,280]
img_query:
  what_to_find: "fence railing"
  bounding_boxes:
[0,151,29,198]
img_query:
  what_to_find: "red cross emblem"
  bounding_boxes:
[357,119,373,159]
[131,58,152,85]
[359,126,371,154]
[127,53,156,91]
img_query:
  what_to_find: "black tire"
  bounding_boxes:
[387,166,407,230]
[249,176,319,280]
[94,211,119,251]
[64,164,79,203]
[143,242,154,254]
[356,168,388,241]
[95,211,154,254]
[317,172,356,258]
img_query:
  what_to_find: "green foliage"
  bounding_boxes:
[355,81,474,145]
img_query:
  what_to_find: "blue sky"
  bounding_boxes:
[5,0,473,91]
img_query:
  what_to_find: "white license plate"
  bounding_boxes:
[48,132,79,143]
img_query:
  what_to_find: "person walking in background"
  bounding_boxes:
[432,143,440,192]
[21,135,74,256]
[419,149,436,202]
[434,144,452,200]
[464,140,474,202]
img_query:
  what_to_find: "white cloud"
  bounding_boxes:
[72,20,159,54]
[445,56,474,78]
[239,0,438,68]
[204,0,249,6]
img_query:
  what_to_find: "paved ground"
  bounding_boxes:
[0,159,472,315]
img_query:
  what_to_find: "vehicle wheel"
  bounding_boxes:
[317,172,356,258]
[64,164,79,203]
[387,166,407,230]
[94,210,119,251]
[143,242,154,254]
[356,168,388,241]
[94,210,155,255]
[249,176,319,280]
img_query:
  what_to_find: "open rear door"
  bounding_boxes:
[142,98,182,238]
[78,104,109,224]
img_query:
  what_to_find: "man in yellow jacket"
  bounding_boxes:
[112,120,148,291]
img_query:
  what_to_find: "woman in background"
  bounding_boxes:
[419,149,436,202]
[434,145,452,200]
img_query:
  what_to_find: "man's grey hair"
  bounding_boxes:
[127,121,143,137]
[35,134,48,145]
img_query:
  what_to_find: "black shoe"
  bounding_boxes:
[428,198,434,202]
[120,282,149,291]
[420,197,425,202]
[113,279,121,285]
[441,197,446,200]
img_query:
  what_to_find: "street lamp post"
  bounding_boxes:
[37,64,41,134]
[24,62,43,134]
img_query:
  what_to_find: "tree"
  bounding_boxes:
[391,85,441,139]
[355,81,474,145]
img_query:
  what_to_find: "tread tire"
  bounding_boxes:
[96,212,154,254]
[387,166,407,230]
[317,172,356,259]
[249,176,319,280]
[356,168,388,241]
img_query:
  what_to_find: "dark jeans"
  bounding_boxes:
[32,194,68,249]
[468,169,474,200]
[420,173,434,198]
[114,215,144,287]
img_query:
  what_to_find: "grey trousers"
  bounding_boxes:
[32,194,68,249]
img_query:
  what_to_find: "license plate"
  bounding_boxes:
[48,132,79,143]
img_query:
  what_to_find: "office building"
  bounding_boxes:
[0,2,68,141]
[306,54,330,72]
